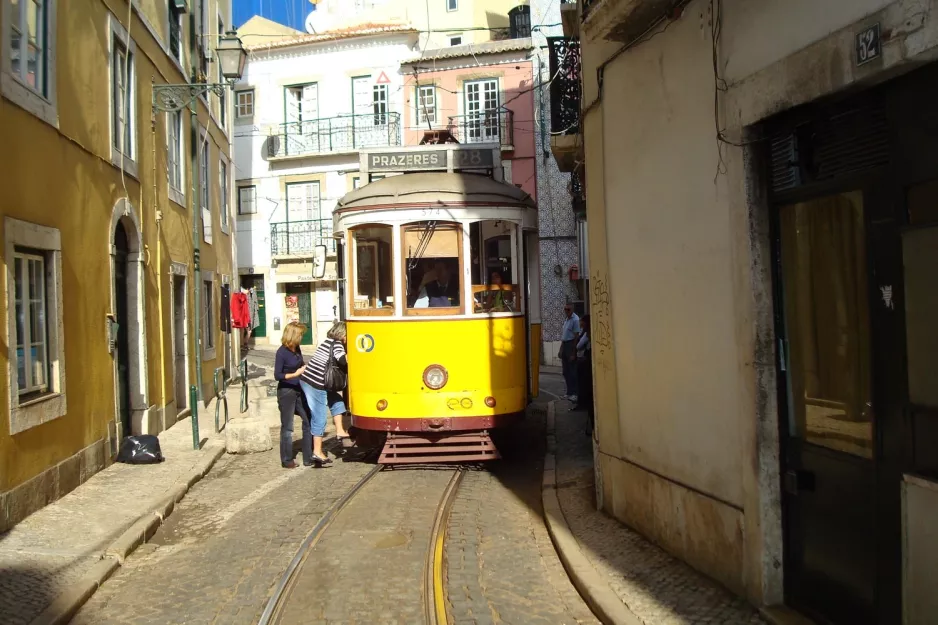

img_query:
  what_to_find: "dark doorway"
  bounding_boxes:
[774,190,877,625]
[173,274,188,413]
[286,283,313,345]
[765,61,938,625]
[114,222,132,437]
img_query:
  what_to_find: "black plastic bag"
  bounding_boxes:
[116,435,164,464]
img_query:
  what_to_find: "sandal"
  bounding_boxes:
[312,454,333,467]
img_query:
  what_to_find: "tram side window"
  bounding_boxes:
[403,223,462,314]
[351,226,394,316]
[470,220,519,314]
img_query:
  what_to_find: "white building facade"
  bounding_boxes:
[233,27,419,346]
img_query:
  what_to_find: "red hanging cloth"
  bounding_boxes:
[231,292,251,329]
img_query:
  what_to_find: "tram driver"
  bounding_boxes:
[424,259,460,308]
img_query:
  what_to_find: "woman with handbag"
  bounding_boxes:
[274,322,312,469]
[299,321,350,466]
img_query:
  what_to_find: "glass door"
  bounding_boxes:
[776,190,877,625]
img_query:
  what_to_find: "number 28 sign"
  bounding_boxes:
[856,23,881,67]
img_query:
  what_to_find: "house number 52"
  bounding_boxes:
[856,24,881,66]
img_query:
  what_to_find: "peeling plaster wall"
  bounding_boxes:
[582,0,938,607]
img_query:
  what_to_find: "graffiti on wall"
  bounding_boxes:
[591,272,613,375]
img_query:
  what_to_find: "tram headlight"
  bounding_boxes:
[423,364,448,390]
[376,399,388,411]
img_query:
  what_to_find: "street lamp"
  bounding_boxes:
[151,31,247,112]
[150,31,246,448]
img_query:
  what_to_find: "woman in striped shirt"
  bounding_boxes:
[299,322,350,466]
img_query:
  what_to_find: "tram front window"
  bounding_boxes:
[470,220,519,314]
[351,225,394,316]
[404,223,462,314]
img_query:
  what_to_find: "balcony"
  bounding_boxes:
[581,0,672,44]
[447,108,514,150]
[547,37,583,172]
[267,113,402,159]
[560,0,579,38]
[270,219,336,259]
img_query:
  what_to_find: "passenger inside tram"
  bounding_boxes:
[404,223,461,311]
[470,220,518,313]
[482,270,515,312]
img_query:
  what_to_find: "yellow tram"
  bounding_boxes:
[334,145,541,463]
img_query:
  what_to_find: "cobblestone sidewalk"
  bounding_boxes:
[0,401,227,625]
[554,404,768,625]
[0,352,277,625]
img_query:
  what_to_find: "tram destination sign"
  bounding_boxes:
[366,147,496,173]
[368,150,447,171]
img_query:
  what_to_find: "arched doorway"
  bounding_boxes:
[109,199,148,438]
[114,222,132,437]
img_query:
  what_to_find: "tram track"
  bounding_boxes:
[259,465,466,625]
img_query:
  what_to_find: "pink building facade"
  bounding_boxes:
[400,38,537,201]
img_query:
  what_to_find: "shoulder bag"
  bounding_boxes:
[323,339,348,392]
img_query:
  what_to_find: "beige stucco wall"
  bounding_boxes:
[583,0,938,607]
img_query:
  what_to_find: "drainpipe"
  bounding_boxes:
[151,90,167,422]
[189,16,203,403]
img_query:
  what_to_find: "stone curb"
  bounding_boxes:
[27,445,226,625]
[542,401,644,625]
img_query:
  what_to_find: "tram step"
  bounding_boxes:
[378,431,500,464]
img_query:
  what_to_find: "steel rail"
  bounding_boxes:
[424,469,465,625]
[258,464,383,625]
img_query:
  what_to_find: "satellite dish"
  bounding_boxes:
[312,245,327,279]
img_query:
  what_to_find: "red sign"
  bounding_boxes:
[375,71,391,84]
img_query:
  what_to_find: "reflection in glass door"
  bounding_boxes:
[777,190,877,625]
[780,191,874,458]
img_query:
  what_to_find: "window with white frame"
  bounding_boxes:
[286,181,322,222]
[236,90,254,119]
[219,159,229,230]
[168,0,183,62]
[449,35,462,46]
[203,276,215,354]
[199,129,212,244]
[415,85,436,126]
[238,186,256,215]
[200,137,209,210]
[464,78,500,143]
[5,217,66,434]
[167,110,183,194]
[2,0,57,126]
[373,84,388,126]
[217,16,227,129]
[447,0,457,11]
[111,28,136,164]
[14,250,50,396]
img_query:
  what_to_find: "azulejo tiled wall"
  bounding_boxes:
[532,0,581,343]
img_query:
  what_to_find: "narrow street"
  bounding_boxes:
[70,357,598,625]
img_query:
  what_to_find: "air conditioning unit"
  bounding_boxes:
[172,0,189,13]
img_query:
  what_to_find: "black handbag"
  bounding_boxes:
[323,339,347,392]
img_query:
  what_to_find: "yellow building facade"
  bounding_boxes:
[0,0,237,532]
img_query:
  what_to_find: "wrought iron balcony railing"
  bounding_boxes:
[267,112,402,158]
[270,219,335,257]
[447,108,514,148]
[547,38,581,136]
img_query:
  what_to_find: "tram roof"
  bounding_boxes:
[335,172,536,212]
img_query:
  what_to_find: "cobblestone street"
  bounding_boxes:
[4,364,771,625]
[72,445,374,625]
[444,407,598,625]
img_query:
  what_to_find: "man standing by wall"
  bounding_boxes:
[559,304,580,400]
